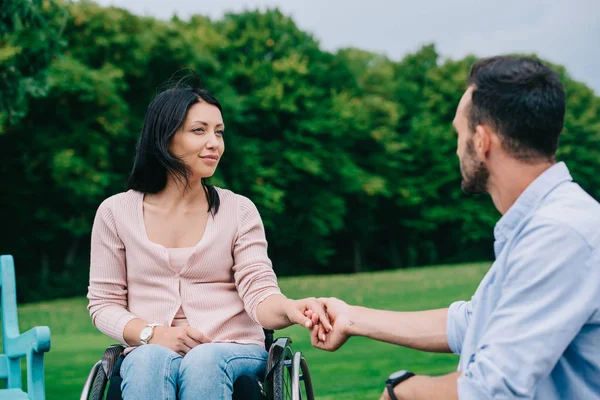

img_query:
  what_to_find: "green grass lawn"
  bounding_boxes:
[12,262,489,399]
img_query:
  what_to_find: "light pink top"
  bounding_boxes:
[167,247,194,326]
[87,188,282,346]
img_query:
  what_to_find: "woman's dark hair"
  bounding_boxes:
[468,55,566,162]
[127,87,222,214]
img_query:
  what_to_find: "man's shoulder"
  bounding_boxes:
[534,181,600,249]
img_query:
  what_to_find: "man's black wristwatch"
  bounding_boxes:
[385,370,415,400]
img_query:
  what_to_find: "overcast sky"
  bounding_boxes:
[94,0,600,94]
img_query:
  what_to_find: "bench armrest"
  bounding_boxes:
[5,326,51,358]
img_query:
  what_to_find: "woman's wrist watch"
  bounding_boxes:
[385,370,415,400]
[140,323,162,345]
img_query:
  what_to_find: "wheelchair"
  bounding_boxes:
[80,329,314,400]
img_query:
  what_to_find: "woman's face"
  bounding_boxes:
[169,101,225,180]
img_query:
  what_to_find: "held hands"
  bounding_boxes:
[304,297,352,352]
[149,325,212,356]
[283,297,333,341]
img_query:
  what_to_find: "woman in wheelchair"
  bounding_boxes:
[87,84,331,399]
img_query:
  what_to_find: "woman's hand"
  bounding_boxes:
[255,294,333,333]
[149,325,212,356]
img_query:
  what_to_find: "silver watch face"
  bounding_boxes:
[140,326,152,341]
[388,370,408,380]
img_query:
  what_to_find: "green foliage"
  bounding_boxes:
[0,0,66,132]
[0,1,598,301]
[557,78,600,201]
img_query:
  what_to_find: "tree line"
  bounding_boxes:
[1,0,598,301]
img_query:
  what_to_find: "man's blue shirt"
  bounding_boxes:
[447,162,600,399]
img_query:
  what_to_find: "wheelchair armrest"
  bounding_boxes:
[102,344,126,377]
[5,326,51,358]
[270,337,292,349]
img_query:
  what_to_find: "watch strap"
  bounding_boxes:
[386,383,400,400]
[385,371,415,400]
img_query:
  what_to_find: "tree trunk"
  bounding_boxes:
[65,236,80,267]
[389,237,401,269]
[353,239,362,273]
[41,250,50,283]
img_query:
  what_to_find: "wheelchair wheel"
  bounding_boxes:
[271,346,315,400]
[90,365,108,400]
[299,356,315,400]
[290,352,315,400]
[272,344,295,399]
[81,360,107,400]
[80,345,125,400]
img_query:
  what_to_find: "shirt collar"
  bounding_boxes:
[493,162,572,242]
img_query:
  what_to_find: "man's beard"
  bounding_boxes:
[460,140,489,194]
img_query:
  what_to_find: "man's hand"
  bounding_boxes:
[306,297,353,352]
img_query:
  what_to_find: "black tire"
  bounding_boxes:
[88,366,108,400]
[300,357,314,400]
[272,345,294,400]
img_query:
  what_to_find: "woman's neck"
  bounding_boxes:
[145,177,208,211]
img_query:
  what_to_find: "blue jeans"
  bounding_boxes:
[120,343,268,399]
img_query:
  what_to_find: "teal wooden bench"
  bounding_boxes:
[0,255,51,399]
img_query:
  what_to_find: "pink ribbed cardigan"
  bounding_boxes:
[87,188,282,346]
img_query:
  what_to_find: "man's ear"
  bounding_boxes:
[473,124,492,160]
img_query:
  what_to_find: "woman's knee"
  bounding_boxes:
[120,345,181,399]
[121,344,180,377]
[177,344,268,399]
[180,343,228,371]
[179,343,267,378]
